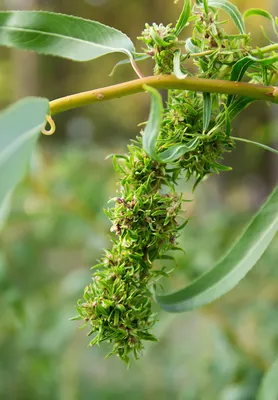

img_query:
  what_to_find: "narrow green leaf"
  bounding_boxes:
[228,96,255,120]
[174,0,192,36]
[0,98,49,209]
[156,185,278,312]
[173,49,188,79]
[159,138,199,163]
[142,86,163,162]
[227,55,278,105]
[0,11,135,62]
[203,92,212,132]
[203,0,209,15]
[244,8,277,36]
[257,358,278,400]
[231,136,278,156]
[244,8,273,21]
[208,0,246,34]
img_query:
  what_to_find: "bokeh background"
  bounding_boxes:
[0,0,277,399]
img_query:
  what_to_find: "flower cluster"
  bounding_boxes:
[138,23,178,74]
[75,141,184,365]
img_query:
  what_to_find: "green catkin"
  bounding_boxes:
[75,2,277,364]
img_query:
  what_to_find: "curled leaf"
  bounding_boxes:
[173,49,188,79]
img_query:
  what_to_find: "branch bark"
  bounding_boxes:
[50,75,278,115]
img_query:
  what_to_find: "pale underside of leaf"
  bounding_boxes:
[0,11,135,61]
[156,185,278,312]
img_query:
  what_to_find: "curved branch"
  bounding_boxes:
[50,75,278,115]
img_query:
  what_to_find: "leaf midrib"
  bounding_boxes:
[0,25,131,55]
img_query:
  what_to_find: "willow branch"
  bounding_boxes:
[50,75,278,115]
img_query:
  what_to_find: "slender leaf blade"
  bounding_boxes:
[156,185,278,312]
[0,11,135,61]
[208,0,246,34]
[231,136,278,156]
[257,358,278,400]
[0,97,49,207]
[203,92,212,131]
[174,0,192,36]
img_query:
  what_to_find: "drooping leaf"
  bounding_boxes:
[0,11,135,62]
[174,0,192,36]
[203,92,212,132]
[156,185,278,312]
[109,54,150,77]
[173,49,188,79]
[142,86,163,162]
[208,0,246,34]
[0,98,49,211]
[244,8,278,36]
[257,358,278,400]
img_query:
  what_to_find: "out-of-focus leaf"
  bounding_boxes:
[231,136,278,156]
[208,0,246,34]
[0,11,135,61]
[156,185,278,312]
[174,0,192,36]
[0,191,12,231]
[203,0,209,15]
[0,98,49,208]
[257,358,278,400]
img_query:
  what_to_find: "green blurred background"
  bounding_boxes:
[0,0,277,399]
